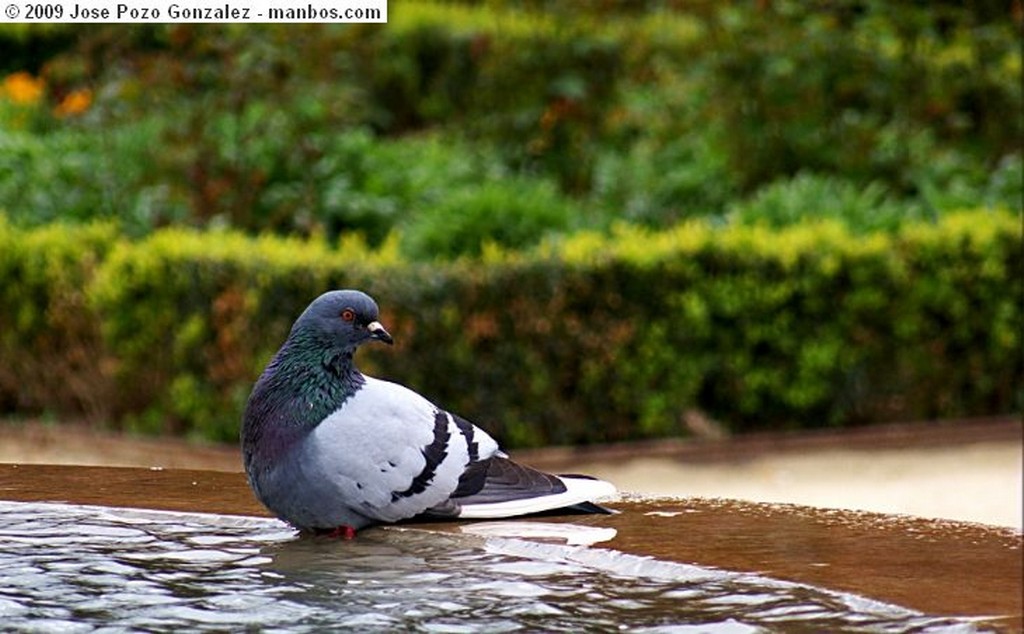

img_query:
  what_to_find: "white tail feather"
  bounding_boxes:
[456,476,617,519]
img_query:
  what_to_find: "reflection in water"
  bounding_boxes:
[0,501,994,632]
[452,520,618,546]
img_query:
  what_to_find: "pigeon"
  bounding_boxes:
[241,289,616,536]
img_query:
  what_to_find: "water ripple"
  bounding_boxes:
[0,501,994,633]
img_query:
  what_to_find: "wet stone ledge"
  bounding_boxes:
[0,463,1021,631]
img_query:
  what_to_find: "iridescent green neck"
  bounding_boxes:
[249,329,365,432]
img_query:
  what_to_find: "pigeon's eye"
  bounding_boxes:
[340,309,356,323]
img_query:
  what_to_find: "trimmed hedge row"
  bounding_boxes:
[0,218,115,417]
[0,210,1019,446]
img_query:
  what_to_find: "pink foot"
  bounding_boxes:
[326,525,357,539]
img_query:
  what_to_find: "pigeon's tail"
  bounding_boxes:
[456,474,617,519]
[425,457,617,520]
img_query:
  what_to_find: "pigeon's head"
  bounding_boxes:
[291,289,393,350]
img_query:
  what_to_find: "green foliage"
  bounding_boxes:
[4,1,1017,255]
[401,177,583,260]
[589,132,737,228]
[728,173,920,234]
[726,154,1023,234]
[984,155,1024,210]
[702,1,1021,193]
[0,25,77,74]
[0,3,1020,443]
[0,215,117,419]
[0,122,185,234]
[88,227,389,439]
[0,115,594,258]
[1,210,1017,446]
[4,3,1019,258]
[349,2,642,191]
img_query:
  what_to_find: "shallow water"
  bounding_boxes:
[0,501,993,633]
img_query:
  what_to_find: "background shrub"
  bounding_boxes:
[1,1,1017,256]
[727,173,920,234]
[4,210,1015,446]
[0,3,1019,445]
[701,1,1020,192]
[400,178,584,260]
[0,216,116,419]
[87,228,389,439]
[0,122,183,234]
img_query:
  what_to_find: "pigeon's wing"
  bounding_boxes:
[448,456,614,520]
[417,417,617,520]
[425,455,617,519]
[306,377,502,524]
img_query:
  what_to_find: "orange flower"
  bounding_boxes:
[55,88,92,117]
[2,72,44,104]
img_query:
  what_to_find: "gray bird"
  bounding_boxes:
[241,290,616,536]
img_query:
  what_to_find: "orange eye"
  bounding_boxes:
[340,309,356,322]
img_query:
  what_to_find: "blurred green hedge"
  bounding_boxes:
[0,216,115,417]
[2,1,1019,249]
[1,209,1019,446]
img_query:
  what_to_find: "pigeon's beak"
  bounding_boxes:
[367,321,394,345]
